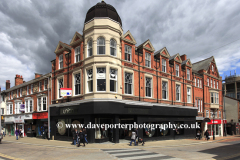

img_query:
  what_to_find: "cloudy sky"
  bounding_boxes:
[0,0,240,90]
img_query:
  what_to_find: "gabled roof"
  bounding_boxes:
[169,53,182,63]
[154,47,170,58]
[192,56,213,71]
[54,41,72,54]
[70,32,83,46]
[121,30,137,45]
[182,59,192,67]
[137,39,155,52]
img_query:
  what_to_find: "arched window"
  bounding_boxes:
[110,39,116,56]
[97,37,105,55]
[88,40,92,57]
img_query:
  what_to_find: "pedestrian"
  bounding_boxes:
[77,129,85,147]
[196,130,201,140]
[72,129,78,145]
[204,129,210,141]
[15,128,19,140]
[83,128,88,144]
[1,128,5,137]
[135,128,138,145]
[21,129,24,138]
[129,129,136,146]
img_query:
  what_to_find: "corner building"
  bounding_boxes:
[50,1,201,143]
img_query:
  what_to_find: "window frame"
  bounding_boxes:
[25,99,33,113]
[39,81,42,92]
[87,39,93,57]
[59,54,63,69]
[44,79,48,90]
[110,39,117,56]
[145,52,151,68]
[110,68,118,93]
[187,87,191,103]
[162,59,166,73]
[87,69,93,93]
[187,69,190,80]
[96,67,106,92]
[176,84,181,102]
[74,72,81,95]
[124,72,133,95]
[58,78,63,99]
[125,45,132,62]
[176,64,179,77]
[97,37,105,55]
[145,77,152,98]
[75,46,80,63]
[162,81,168,100]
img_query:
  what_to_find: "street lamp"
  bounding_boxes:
[65,50,71,102]
[213,111,215,140]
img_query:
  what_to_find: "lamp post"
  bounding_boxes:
[65,50,71,102]
[213,111,215,140]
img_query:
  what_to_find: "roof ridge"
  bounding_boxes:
[192,56,213,64]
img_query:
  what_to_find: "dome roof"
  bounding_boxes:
[84,1,122,26]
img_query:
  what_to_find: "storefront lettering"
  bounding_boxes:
[60,108,78,115]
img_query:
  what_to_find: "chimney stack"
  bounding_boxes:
[35,73,42,78]
[6,80,10,90]
[180,54,187,61]
[15,74,23,86]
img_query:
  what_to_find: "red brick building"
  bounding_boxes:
[3,73,51,137]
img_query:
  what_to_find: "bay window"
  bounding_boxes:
[74,73,81,95]
[97,68,106,91]
[210,92,219,104]
[125,45,132,61]
[97,37,105,55]
[162,81,168,99]
[87,69,93,92]
[125,72,132,94]
[37,96,47,111]
[162,59,166,72]
[75,46,80,62]
[110,39,116,56]
[88,40,93,57]
[145,53,151,67]
[145,77,152,97]
[110,69,117,92]
[176,84,180,101]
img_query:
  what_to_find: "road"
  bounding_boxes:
[0,137,240,160]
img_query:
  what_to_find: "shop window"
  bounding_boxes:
[87,69,93,92]
[110,68,117,92]
[162,81,168,99]
[162,59,166,72]
[97,68,106,91]
[75,46,80,62]
[125,72,132,94]
[159,122,170,136]
[144,123,156,137]
[74,73,81,95]
[145,52,151,67]
[88,40,93,57]
[125,45,132,61]
[145,77,152,97]
[97,37,105,55]
[59,54,63,69]
[176,64,179,77]
[175,122,184,135]
[176,84,180,101]
[44,79,48,90]
[187,87,191,103]
[187,69,190,80]
[110,39,116,56]
[58,78,63,98]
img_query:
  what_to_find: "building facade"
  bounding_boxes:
[223,74,240,100]
[2,73,51,137]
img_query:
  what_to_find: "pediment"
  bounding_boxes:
[70,32,83,46]
[121,30,137,45]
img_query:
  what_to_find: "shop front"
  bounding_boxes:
[4,116,14,136]
[49,100,198,143]
[33,112,48,138]
[207,119,223,137]
[14,114,25,137]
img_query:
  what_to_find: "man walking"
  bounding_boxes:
[72,129,78,145]
[130,129,136,146]
[15,128,19,140]
[83,128,88,144]
[77,129,85,147]
[204,129,210,141]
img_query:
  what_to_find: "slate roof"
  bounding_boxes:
[154,47,165,56]
[192,56,213,71]
[169,54,178,61]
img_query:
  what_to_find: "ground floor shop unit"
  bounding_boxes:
[49,99,198,143]
[3,112,48,138]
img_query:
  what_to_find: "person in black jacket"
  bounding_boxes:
[72,129,78,145]
[204,129,210,141]
[77,129,85,147]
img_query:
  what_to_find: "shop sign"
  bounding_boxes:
[5,116,14,122]
[14,115,24,123]
[19,104,25,112]
[60,88,72,96]
[223,119,227,124]
[24,114,32,120]
[60,107,79,115]
[32,112,48,119]
[208,119,222,125]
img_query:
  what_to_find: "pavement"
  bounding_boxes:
[1,135,238,149]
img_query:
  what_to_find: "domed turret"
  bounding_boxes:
[84,1,122,26]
